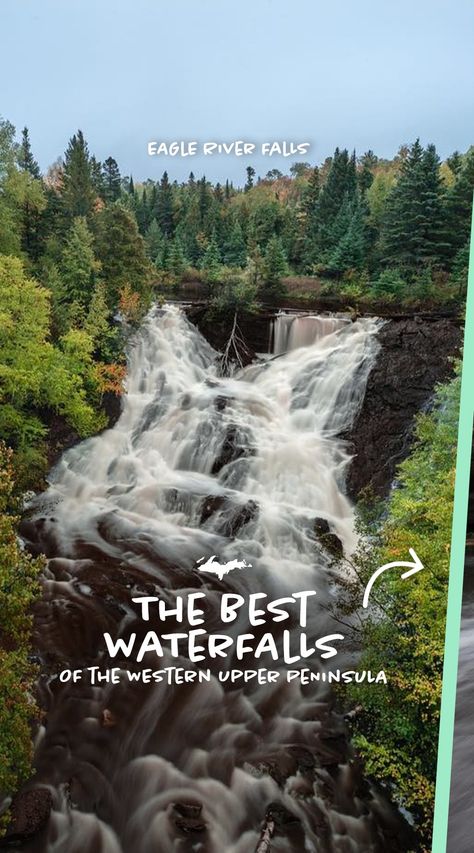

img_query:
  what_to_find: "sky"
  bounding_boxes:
[1,0,474,185]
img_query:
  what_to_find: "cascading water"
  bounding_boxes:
[271,313,351,355]
[20,305,411,853]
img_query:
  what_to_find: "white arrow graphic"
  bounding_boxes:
[362,548,424,608]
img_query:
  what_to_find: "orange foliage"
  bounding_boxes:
[93,362,126,396]
[119,284,141,323]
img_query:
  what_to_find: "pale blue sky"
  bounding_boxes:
[1,0,473,183]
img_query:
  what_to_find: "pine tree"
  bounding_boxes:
[262,236,288,296]
[61,130,95,218]
[60,217,97,306]
[15,128,45,261]
[84,280,110,346]
[302,166,320,267]
[357,151,376,194]
[446,151,463,176]
[201,232,221,282]
[310,148,358,263]
[329,195,367,272]
[102,157,121,202]
[94,205,150,307]
[445,147,474,260]
[18,127,40,178]
[145,219,165,266]
[223,221,247,267]
[90,156,104,197]
[156,171,174,237]
[245,166,255,192]
[135,187,149,234]
[382,139,448,268]
[166,238,187,278]
[198,177,211,227]
[41,260,70,334]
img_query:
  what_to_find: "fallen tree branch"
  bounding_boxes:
[255,817,275,853]
[218,311,251,373]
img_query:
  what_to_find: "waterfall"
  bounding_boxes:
[30,305,379,583]
[271,312,351,355]
[22,305,409,853]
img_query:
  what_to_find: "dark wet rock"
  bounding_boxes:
[286,745,316,773]
[211,425,255,475]
[200,495,226,524]
[312,518,344,558]
[200,495,258,537]
[214,394,231,411]
[313,517,331,537]
[225,499,259,537]
[266,802,301,829]
[264,802,306,847]
[344,316,462,498]
[1,788,53,846]
[171,801,206,834]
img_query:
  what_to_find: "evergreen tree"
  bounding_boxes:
[245,166,255,192]
[198,176,211,227]
[262,236,288,296]
[248,200,281,249]
[94,205,150,306]
[135,187,149,234]
[382,139,448,268]
[311,148,358,262]
[18,127,40,178]
[166,237,187,278]
[102,157,121,202]
[223,221,247,267]
[370,268,406,298]
[357,151,376,194]
[40,260,69,334]
[61,130,95,218]
[329,195,367,272]
[201,232,221,282]
[60,216,97,306]
[156,171,174,237]
[90,155,104,198]
[445,147,474,260]
[446,151,463,176]
[84,280,110,347]
[302,166,320,267]
[145,219,165,265]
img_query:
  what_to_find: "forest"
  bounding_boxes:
[0,115,471,845]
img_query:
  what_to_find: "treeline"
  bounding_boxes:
[130,142,473,303]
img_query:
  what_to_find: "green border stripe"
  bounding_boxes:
[432,201,474,853]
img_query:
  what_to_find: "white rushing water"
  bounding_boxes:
[271,313,351,356]
[37,305,381,589]
[25,305,403,853]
